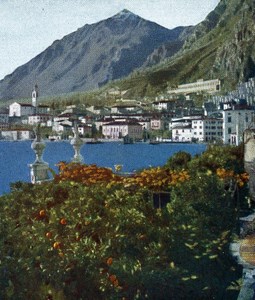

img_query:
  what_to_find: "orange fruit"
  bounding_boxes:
[60,218,67,225]
[113,279,119,287]
[106,257,113,266]
[45,232,52,238]
[109,274,117,283]
[53,242,61,249]
[39,209,46,217]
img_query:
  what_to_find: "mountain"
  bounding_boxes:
[115,0,255,97]
[143,26,194,68]
[0,9,188,101]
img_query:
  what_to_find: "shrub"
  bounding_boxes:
[0,145,248,299]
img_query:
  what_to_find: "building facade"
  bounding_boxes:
[169,79,221,95]
[9,102,35,117]
[102,120,143,140]
[28,114,52,126]
[171,116,223,142]
[222,109,254,145]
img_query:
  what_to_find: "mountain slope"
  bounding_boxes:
[143,26,194,67]
[0,9,188,101]
[115,0,255,97]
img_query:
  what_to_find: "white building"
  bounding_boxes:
[152,100,173,111]
[0,129,33,141]
[28,114,52,126]
[94,117,115,131]
[191,119,205,142]
[52,119,73,133]
[169,79,221,95]
[192,117,223,142]
[172,125,193,142]
[170,116,223,142]
[9,102,34,117]
[222,109,254,145]
[9,84,49,118]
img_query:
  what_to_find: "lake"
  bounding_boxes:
[0,140,206,195]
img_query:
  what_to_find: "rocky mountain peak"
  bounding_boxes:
[0,9,187,100]
[114,9,137,18]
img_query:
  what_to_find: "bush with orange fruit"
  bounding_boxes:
[0,145,249,299]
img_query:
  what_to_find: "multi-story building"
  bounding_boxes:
[211,77,255,107]
[170,116,223,142]
[172,125,193,142]
[222,108,254,145]
[191,118,205,142]
[192,117,223,143]
[102,120,143,140]
[28,114,52,126]
[152,100,176,111]
[169,79,221,95]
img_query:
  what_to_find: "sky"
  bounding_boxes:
[0,0,220,80]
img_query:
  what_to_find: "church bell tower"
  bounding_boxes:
[32,84,39,108]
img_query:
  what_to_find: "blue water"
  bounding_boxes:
[0,141,206,195]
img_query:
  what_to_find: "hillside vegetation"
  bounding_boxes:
[114,0,255,97]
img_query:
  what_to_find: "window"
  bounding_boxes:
[228,116,231,123]
[228,128,231,134]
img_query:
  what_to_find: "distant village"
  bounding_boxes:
[0,77,255,145]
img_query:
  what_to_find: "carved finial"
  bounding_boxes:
[29,124,50,183]
[70,120,84,163]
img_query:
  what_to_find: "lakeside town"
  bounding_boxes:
[1,77,255,145]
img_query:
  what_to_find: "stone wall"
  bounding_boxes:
[244,129,255,163]
[244,129,255,201]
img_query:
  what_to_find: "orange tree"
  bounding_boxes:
[0,145,249,299]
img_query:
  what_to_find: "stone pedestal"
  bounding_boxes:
[29,124,50,184]
[70,121,83,163]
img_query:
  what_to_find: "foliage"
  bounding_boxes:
[165,151,192,170]
[0,145,249,299]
